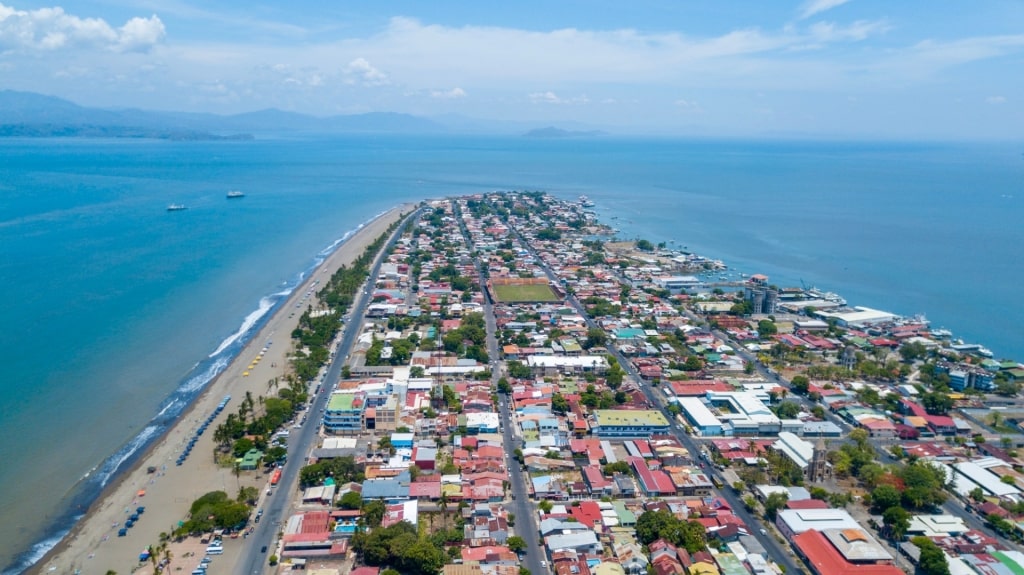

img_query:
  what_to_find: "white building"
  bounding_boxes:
[775,508,861,539]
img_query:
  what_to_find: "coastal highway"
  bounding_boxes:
[454,203,548,575]
[234,207,423,575]
[504,220,807,575]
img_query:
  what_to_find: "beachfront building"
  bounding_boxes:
[653,275,701,292]
[324,391,365,435]
[814,306,897,328]
[592,409,670,438]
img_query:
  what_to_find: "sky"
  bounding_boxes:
[0,0,1022,138]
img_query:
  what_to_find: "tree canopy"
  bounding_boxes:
[351,521,445,575]
[635,509,707,553]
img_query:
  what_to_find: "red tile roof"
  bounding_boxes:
[793,530,903,575]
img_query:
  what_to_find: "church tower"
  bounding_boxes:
[809,438,829,483]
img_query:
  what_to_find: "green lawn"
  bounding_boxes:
[492,283,559,302]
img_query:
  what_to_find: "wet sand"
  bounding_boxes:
[32,204,411,575]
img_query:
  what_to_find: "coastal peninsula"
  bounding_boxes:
[30,192,1024,575]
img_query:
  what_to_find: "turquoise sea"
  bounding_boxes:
[1,135,1022,572]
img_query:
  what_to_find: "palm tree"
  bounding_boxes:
[989,411,1004,429]
[439,491,449,530]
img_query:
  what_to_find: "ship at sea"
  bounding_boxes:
[226,190,245,199]
[167,204,188,212]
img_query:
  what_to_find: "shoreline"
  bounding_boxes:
[25,203,413,575]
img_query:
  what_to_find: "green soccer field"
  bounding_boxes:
[491,283,560,302]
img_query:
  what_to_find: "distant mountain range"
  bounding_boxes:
[0,90,612,139]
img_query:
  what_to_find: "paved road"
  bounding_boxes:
[234,207,423,575]
[453,202,548,575]
[503,217,806,575]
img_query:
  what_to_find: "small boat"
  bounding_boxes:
[227,190,245,199]
[167,204,188,212]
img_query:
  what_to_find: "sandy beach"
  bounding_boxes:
[31,204,412,575]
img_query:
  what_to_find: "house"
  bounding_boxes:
[593,410,671,438]
[546,530,600,555]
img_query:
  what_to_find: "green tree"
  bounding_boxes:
[606,364,625,388]
[584,328,608,349]
[363,499,385,528]
[683,356,704,371]
[774,401,801,419]
[883,506,911,541]
[757,319,778,337]
[995,379,1021,397]
[507,361,532,379]
[921,391,953,415]
[912,536,950,575]
[969,487,985,503]
[498,378,512,394]
[538,500,553,513]
[790,375,810,395]
[763,492,788,521]
[551,393,570,414]
[507,535,527,553]
[339,491,363,509]
[870,484,902,513]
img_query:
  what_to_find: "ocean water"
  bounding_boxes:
[0,135,1021,572]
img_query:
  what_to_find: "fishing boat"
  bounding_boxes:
[227,190,245,199]
[167,204,188,212]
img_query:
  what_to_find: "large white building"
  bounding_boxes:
[772,432,815,471]
[706,391,782,436]
[526,355,609,376]
[814,306,898,328]
[776,508,861,539]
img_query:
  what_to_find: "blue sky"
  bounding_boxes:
[1,0,1022,138]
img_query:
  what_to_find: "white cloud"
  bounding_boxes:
[0,3,163,53]
[529,91,561,104]
[808,19,889,42]
[528,91,588,105]
[674,99,704,113]
[117,15,165,52]
[430,87,466,99]
[986,95,1006,104]
[798,0,851,20]
[343,57,388,86]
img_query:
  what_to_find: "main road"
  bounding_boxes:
[503,218,807,575]
[234,206,424,575]
[453,203,548,575]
